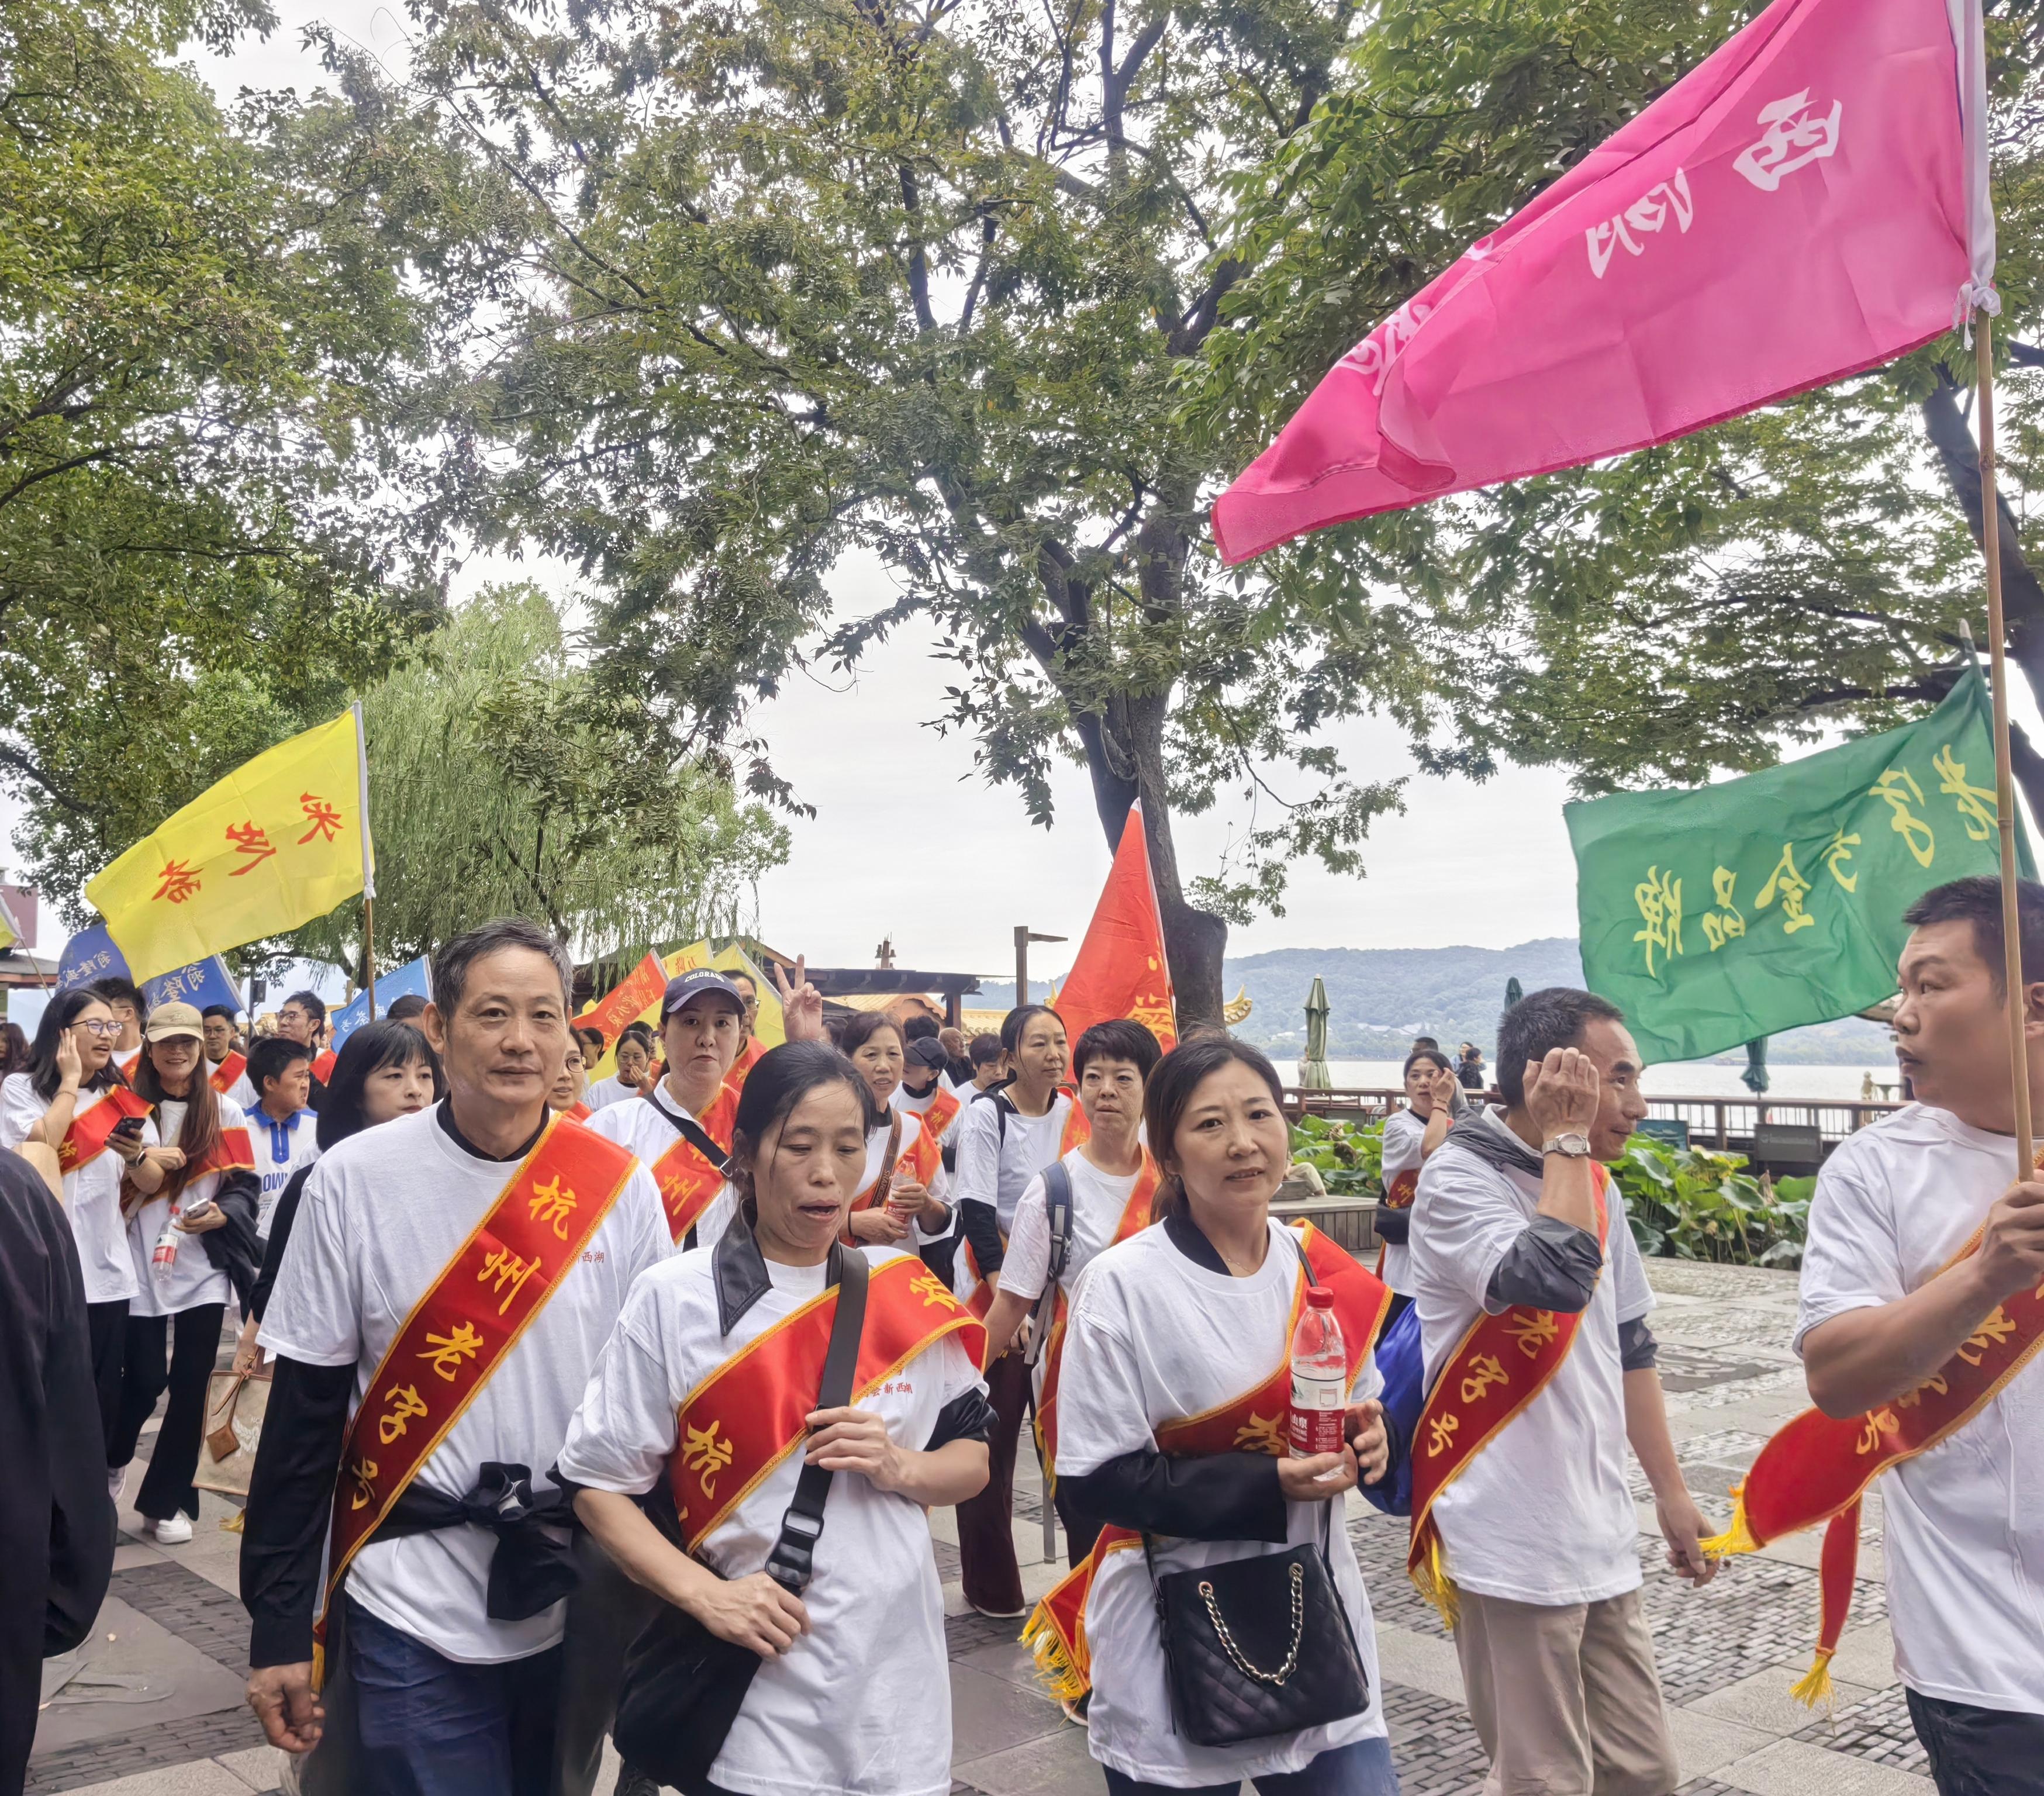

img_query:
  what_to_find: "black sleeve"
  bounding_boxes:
[198,1170,263,1311]
[1059,1447,1289,1543]
[1618,1315,1659,1372]
[1373,1206,1410,1245]
[923,1386,996,1451]
[241,1356,355,1667]
[1484,1215,1601,1313]
[248,1165,313,1325]
[958,1197,1005,1276]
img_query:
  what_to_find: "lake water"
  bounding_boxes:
[1318,1060,1901,1101]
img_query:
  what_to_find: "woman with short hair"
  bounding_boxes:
[559,1042,992,1796]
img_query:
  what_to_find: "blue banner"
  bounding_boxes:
[143,955,243,1016]
[330,955,432,1050]
[56,924,130,994]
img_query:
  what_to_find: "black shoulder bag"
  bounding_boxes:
[611,1246,869,1792]
[1141,1232,1369,1747]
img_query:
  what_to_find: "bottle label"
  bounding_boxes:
[1288,1372,1346,1456]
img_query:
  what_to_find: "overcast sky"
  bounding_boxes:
[9,5,2018,988]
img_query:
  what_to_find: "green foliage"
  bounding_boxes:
[289,587,790,973]
[1289,1113,1384,1197]
[1611,1135,1810,1267]
[1,0,459,914]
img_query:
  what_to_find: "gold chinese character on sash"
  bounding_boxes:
[1459,1354,1511,1404]
[1956,1306,2016,1366]
[1701,868,1745,951]
[527,1175,578,1241]
[1895,1372,1949,1410]
[1426,1412,1461,1457]
[348,1456,379,1510]
[418,1321,484,1381]
[1856,1408,1899,1454]
[1505,1310,1559,1359]
[682,1420,736,1497]
[1233,1412,1286,1455]
[1870,768,1935,867]
[1932,744,1998,842]
[1633,868,1683,976]
[378,1383,431,1445]
[1824,829,1860,892]
[1755,844,1815,934]
[909,1270,956,1309]
[478,1246,542,1316]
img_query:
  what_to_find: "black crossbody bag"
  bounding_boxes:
[611,1245,869,1792]
[1142,1233,1369,1747]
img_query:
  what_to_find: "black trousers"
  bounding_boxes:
[111,1304,223,1520]
[85,1298,129,1464]
[1907,1689,2044,1796]
[955,1349,1030,1612]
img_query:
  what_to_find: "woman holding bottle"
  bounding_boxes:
[836,1010,952,1250]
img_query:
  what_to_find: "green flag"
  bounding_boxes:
[1567,668,2033,1065]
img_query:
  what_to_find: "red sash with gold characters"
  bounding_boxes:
[958,1097,1090,1320]
[668,1252,987,1553]
[185,1125,255,1180]
[1023,1222,1390,1702]
[1033,1152,1162,1495]
[1702,1215,2044,1706]
[115,1049,141,1082]
[58,1087,153,1175]
[1406,1165,1610,1627]
[564,1101,592,1123]
[918,1084,962,1143]
[311,1049,337,1084]
[311,1115,635,1686]
[648,1083,740,1244]
[209,1052,247,1095]
[848,1114,942,1221]
[730,1036,768,1089]
[1374,1163,1418,1279]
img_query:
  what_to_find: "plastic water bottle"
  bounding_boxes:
[1287,1285,1347,1457]
[151,1214,181,1284]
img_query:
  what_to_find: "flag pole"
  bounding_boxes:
[354,702,377,1013]
[1976,318,2034,1175]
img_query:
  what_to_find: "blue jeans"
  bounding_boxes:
[1905,1689,2044,1796]
[1102,1735,1401,1796]
[345,1597,562,1796]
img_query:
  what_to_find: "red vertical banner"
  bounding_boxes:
[1052,803,1179,1051]
[576,951,668,1051]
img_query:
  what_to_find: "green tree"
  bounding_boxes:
[1193,0,2044,815]
[343,0,1425,1020]
[291,586,790,974]
[1,0,455,913]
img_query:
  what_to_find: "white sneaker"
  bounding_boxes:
[147,1514,194,1545]
[107,1466,125,1503]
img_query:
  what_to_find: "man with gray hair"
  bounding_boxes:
[241,918,670,1796]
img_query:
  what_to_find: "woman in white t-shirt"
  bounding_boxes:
[586,1023,655,1111]
[559,1041,992,1796]
[111,1003,262,1545]
[1050,1035,1398,1796]
[985,1017,1162,1570]
[0,989,171,1481]
[837,1010,952,1250]
[947,1001,1082,1616]
[1375,1048,1456,1320]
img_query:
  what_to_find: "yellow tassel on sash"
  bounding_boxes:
[1020,1607,1089,1703]
[1407,1526,1461,1631]
[1790,1648,1836,1711]
[1697,1483,1760,1560]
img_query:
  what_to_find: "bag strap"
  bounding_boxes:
[762,1245,869,1591]
[1021,1161,1075,1370]
[869,1111,904,1210]
[643,1092,733,1176]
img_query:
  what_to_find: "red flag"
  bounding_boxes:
[1054,804,1179,1052]
[576,951,667,1050]
[1211,0,1995,563]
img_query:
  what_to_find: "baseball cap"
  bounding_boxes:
[144,1001,206,1043]
[905,1037,950,1069]
[661,969,746,1020]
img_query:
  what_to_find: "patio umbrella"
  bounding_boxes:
[1741,1037,1770,1095]
[1300,977,1333,1088]
[1505,976,1523,1011]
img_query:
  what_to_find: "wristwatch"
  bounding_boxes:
[1542,1132,1593,1158]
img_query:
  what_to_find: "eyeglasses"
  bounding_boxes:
[79,1020,122,1038]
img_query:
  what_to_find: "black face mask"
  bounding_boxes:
[903,1069,939,1095]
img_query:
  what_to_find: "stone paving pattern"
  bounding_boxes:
[34,1263,1942,1796]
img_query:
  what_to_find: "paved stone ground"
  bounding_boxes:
[32,1263,1939,1796]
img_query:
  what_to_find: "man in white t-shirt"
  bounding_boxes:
[241,918,669,1796]
[1410,987,1715,1796]
[1796,876,2044,1794]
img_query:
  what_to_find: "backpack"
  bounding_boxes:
[1021,1159,1075,1370]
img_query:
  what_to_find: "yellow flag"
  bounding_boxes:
[586,939,781,1080]
[86,709,372,982]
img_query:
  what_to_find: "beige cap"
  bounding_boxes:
[144,1000,205,1043]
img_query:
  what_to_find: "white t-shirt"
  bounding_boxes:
[558,1246,983,1796]
[583,1072,643,1113]
[949,1089,1075,1236]
[1794,1104,2044,1714]
[889,1079,943,1119]
[1000,1149,1141,1308]
[585,1083,737,1251]
[247,1104,320,1240]
[1409,1109,1655,1605]
[1056,1219,1389,1787]
[126,1096,243,1317]
[221,1069,258,1112]
[1377,1108,1428,1296]
[0,1075,141,1305]
[260,1104,671,1662]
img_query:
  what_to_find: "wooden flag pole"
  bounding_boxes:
[354,701,377,1013]
[1976,317,2034,1174]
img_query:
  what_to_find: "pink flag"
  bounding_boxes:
[1211,0,1995,565]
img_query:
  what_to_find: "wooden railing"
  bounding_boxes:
[1285,1086,1903,1148]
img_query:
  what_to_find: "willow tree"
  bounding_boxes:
[291,587,790,973]
[340,0,1422,1020]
